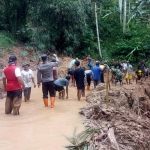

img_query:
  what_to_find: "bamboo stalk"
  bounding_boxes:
[123,0,127,33]
[95,2,102,59]
[119,0,123,24]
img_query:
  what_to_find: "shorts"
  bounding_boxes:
[42,81,55,98]
[94,80,100,87]
[115,75,122,83]
[77,86,85,90]
[54,84,64,92]
[24,87,31,97]
[86,74,92,86]
[72,75,74,81]
[5,90,22,115]
[145,72,148,77]
[125,73,132,79]
[137,75,142,80]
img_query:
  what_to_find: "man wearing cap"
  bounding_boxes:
[2,55,25,115]
[37,54,59,108]
[21,62,36,102]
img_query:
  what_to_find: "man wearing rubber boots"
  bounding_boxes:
[2,55,25,115]
[37,54,59,108]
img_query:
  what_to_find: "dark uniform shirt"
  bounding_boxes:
[74,68,85,89]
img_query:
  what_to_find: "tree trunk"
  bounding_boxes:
[95,2,102,59]
[119,0,123,24]
[123,0,127,33]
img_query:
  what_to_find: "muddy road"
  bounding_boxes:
[0,85,88,150]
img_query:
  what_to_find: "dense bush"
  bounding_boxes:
[0,0,149,63]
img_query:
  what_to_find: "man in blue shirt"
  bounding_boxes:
[88,58,93,69]
[92,61,102,88]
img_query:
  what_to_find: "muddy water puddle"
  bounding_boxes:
[0,86,87,150]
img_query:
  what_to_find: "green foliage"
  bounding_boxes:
[4,0,28,37]
[0,32,16,48]
[66,127,99,150]
[20,51,28,58]
[0,0,150,62]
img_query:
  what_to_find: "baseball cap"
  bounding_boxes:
[22,62,30,67]
[8,55,17,65]
[96,61,99,65]
[41,54,47,59]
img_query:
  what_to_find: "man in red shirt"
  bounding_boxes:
[2,56,25,115]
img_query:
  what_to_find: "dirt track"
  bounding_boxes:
[0,84,88,150]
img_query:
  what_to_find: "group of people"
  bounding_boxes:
[2,54,149,116]
[111,59,149,85]
[2,54,70,115]
[68,57,108,101]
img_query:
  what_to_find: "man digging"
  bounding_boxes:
[54,76,70,99]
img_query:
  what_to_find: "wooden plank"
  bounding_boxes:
[106,68,109,108]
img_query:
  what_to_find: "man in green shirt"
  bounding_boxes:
[111,68,123,86]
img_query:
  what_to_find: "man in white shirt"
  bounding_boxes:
[122,60,127,73]
[21,62,36,102]
[125,62,133,84]
[69,58,78,69]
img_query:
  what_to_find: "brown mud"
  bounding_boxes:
[78,78,150,150]
[0,83,89,150]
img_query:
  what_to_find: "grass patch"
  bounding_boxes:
[6,48,14,55]
[0,63,4,69]
[0,32,16,48]
[0,52,5,58]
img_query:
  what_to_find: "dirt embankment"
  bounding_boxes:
[76,79,150,150]
[0,46,90,99]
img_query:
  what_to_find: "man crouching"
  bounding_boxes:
[54,76,70,99]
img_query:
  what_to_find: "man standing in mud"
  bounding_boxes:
[2,55,25,115]
[74,60,85,101]
[138,60,147,77]
[37,54,59,108]
[21,62,36,102]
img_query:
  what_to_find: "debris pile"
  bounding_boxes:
[78,81,150,150]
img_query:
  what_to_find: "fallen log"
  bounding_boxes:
[108,127,120,150]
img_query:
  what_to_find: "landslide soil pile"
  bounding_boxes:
[0,47,90,99]
[77,79,150,150]
[0,46,38,99]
